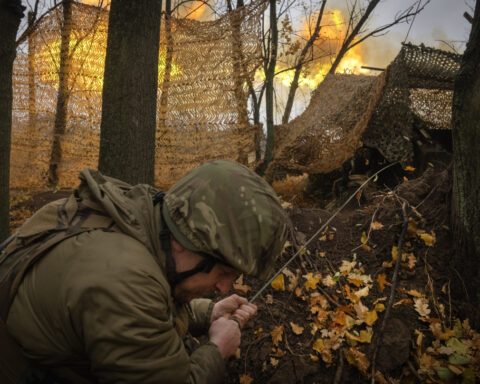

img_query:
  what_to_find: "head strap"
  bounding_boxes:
[154,191,216,288]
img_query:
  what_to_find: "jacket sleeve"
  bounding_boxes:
[188,299,214,336]
[66,233,225,384]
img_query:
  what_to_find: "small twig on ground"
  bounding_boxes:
[243,334,268,373]
[333,348,345,384]
[370,201,409,384]
[317,286,341,307]
[407,360,422,382]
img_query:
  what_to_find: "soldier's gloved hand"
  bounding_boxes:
[208,317,241,359]
[211,294,256,323]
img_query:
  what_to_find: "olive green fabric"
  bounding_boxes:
[164,160,289,280]
[5,169,225,384]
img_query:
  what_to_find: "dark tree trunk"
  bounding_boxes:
[99,0,162,185]
[451,0,480,324]
[48,0,73,186]
[158,0,172,158]
[328,0,380,75]
[258,0,277,175]
[0,0,24,242]
[282,0,326,124]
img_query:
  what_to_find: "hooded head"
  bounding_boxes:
[162,160,289,280]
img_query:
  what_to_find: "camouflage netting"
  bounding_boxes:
[363,43,462,164]
[269,43,462,175]
[11,1,263,189]
[267,73,387,175]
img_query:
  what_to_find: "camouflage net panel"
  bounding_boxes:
[11,3,107,188]
[410,88,453,130]
[267,73,386,175]
[155,4,263,186]
[10,2,262,189]
[363,43,462,164]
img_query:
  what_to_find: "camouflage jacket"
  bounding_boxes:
[4,169,225,383]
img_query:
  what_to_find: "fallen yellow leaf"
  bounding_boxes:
[375,303,386,312]
[345,347,370,375]
[361,231,368,244]
[310,354,319,361]
[239,374,254,384]
[370,221,384,230]
[271,273,285,291]
[271,325,284,346]
[303,272,320,291]
[377,273,387,292]
[290,322,304,335]
[361,243,372,252]
[365,310,378,326]
[407,289,424,298]
[312,338,325,353]
[420,233,436,246]
[405,165,416,172]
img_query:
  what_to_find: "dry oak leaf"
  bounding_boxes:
[310,292,329,309]
[322,275,336,287]
[365,310,378,326]
[271,325,284,346]
[233,283,251,295]
[303,272,321,291]
[310,354,319,361]
[393,298,412,307]
[420,232,436,246]
[377,273,387,292]
[283,268,299,291]
[414,297,431,318]
[339,260,357,275]
[290,322,304,335]
[407,289,424,298]
[239,374,254,384]
[312,338,325,353]
[271,274,285,291]
[345,347,370,375]
[370,221,384,230]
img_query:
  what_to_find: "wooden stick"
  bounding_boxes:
[370,201,409,383]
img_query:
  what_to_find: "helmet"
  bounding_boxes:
[162,160,289,280]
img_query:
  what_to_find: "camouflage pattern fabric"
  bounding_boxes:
[163,160,289,280]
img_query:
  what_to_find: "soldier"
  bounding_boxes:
[0,160,289,383]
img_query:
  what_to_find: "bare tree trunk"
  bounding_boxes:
[282,0,326,124]
[27,11,38,165]
[99,0,162,185]
[158,0,172,158]
[258,0,277,175]
[48,0,73,186]
[451,0,480,325]
[328,0,380,75]
[0,0,24,241]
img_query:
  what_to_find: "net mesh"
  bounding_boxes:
[270,43,461,174]
[266,73,386,176]
[10,2,263,189]
[363,43,461,163]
